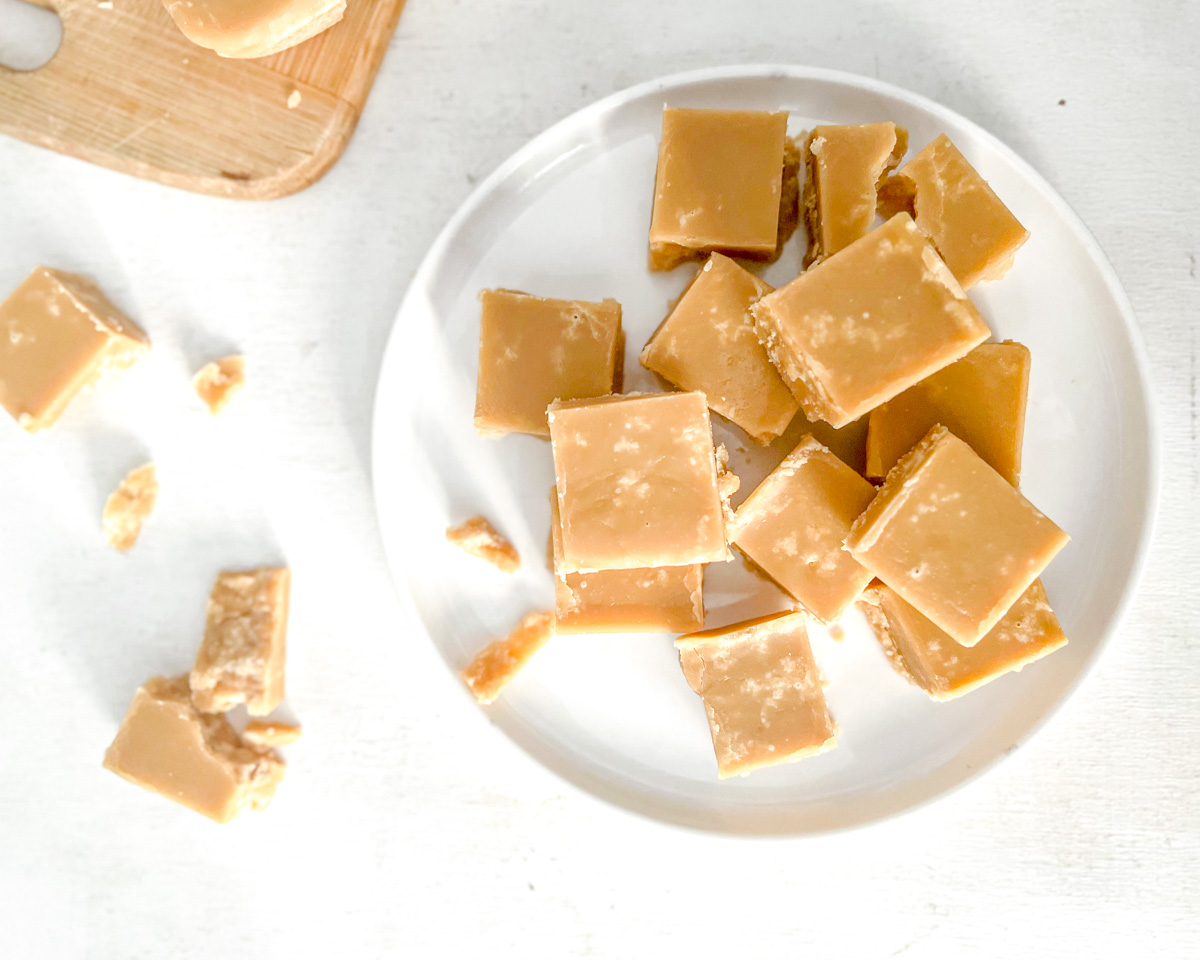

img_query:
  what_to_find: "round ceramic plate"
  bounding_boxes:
[372,65,1158,834]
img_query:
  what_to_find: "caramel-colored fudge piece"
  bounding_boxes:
[878,134,1029,288]
[103,675,285,823]
[102,462,158,552]
[730,435,876,622]
[549,392,730,572]
[191,568,290,716]
[649,108,793,270]
[750,213,990,428]
[802,122,908,267]
[860,580,1067,700]
[0,267,149,432]
[241,720,302,748]
[639,253,799,444]
[461,610,555,704]
[550,491,703,633]
[866,341,1030,483]
[474,289,623,438]
[445,515,520,574]
[676,611,836,778]
[193,355,246,415]
[846,426,1068,646]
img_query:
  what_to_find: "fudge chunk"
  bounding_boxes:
[461,610,556,704]
[193,355,246,415]
[102,463,159,552]
[676,611,836,778]
[445,515,521,574]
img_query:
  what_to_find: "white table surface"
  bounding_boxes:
[1,1,1197,956]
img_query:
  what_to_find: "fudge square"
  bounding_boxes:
[474,289,623,438]
[639,253,799,444]
[729,435,877,623]
[550,490,704,634]
[649,107,793,270]
[675,611,836,778]
[846,426,1069,647]
[866,340,1031,483]
[0,266,149,432]
[859,579,1068,701]
[548,392,730,572]
[801,121,908,267]
[750,212,991,428]
[878,134,1029,289]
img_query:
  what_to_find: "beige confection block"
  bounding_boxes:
[859,579,1068,700]
[191,568,290,716]
[730,435,877,623]
[445,515,520,574]
[866,341,1031,483]
[0,267,150,433]
[193,355,246,414]
[878,134,1030,289]
[241,720,303,748]
[474,289,623,438]
[639,253,799,444]
[676,611,836,778]
[846,426,1069,647]
[550,491,703,634]
[461,610,556,704]
[548,392,732,573]
[649,108,797,270]
[802,122,908,267]
[162,0,347,59]
[103,675,285,823]
[750,213,991,428]
[102,463,159,552]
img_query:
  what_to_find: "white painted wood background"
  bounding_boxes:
[1,0,1197,955]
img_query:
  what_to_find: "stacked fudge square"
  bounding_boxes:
[464,107,1069,780]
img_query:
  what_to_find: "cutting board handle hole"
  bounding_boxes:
[0,0,61,72]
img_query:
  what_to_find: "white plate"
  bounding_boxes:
[372,65,1158,834]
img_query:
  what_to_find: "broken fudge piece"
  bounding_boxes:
[866,340,1030,483]
[241,720,303,748]
[474,289,623,438]
[649,107,796,270]
[0,267,149,432]
[445,515,521,574]
[193,355,246,414]
[639,253,799,444]
[878,134,1029,288]
[103,675,285,823]
[750,213,991,428]
[859,579,1067,700]
[461,610,556,704]
[675,611,836,778]
[548,392,730,573]
[801,122,907,267]
[191,567,290,716]
[102,462,159,552]
[846,426,1068,647]
[729,435,876,622]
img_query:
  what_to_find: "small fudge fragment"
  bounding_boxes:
[193,355,246,415]
[161,0,346,59]
[548,392,730,573]
[102,462,159,552]
[461,610,556,704]
[676,611,836,778]
[859,579,1067,700]
[0,267,149,432]
[649,108,795,270]
[241,720,302,748]
[474,289,623,438]
[750,213,990,428]
[878,134,1029,288]
[729,435,876,622]
[191,567,290,716]
[866,341,1030,483]
[802,122,908,267]
[550,491,703,633]
[445,515,520,574]
[846,426,1068,647]
[639,253,798,444]
[103,675,285,823]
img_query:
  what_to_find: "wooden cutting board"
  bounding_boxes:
[0,0,406,199]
